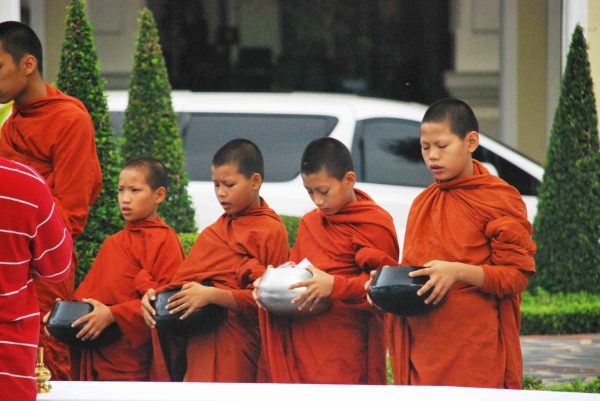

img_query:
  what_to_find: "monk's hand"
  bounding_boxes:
[253,277,268,310]
[365,267,386,306]
[410,261,461,305]
[42,297,63,337]
[289,266,334,312]
[73,298,115,341]
[141,289,157,328]
[167,282,213,320]
[252,264,273,310]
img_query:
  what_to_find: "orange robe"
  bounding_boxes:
[71,216,184,381]
[387,160,536,389]
[157,200,289,383]
[259,189,399,384]
[0,83,102,380]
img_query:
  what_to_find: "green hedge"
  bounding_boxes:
[521,289,600,335]
[523,375,600,393]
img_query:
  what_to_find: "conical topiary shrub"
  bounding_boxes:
[120,8,196,233]
[531,24,600,293]
[56,0,123,286]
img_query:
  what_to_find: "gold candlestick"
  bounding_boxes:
[35,347,52,393]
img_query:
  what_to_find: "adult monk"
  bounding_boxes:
[45,157,184,381]
[254,137,399,384]
[141,139,289,382]
[373,99,536,388]
[0,21,102,380]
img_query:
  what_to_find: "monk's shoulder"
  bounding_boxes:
[47,96,89,117]
[247,211,287,236]
[101,229,126,249]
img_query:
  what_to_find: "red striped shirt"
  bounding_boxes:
[0,157,72,323]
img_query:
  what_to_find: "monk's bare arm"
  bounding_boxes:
[207,286,239,311]
[410,261,485,305]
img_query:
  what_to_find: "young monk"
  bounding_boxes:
[0,21,102,380]
[45,157,184,381]
[375,98,536,388]
[141,138,289,383]
[254,137,399,384]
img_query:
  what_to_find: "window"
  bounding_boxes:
[352,118,432,187]
[183,113,338,181]
[110,111,337,182]
[472,147,539,196]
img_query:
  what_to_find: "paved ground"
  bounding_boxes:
[521,333,600,385]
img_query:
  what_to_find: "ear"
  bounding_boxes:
[465,131,479,153]
[250,172,263,190]
[154,187,167,204]
[19,54,38,76]
[343,171,357,189]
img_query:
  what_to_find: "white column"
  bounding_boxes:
[0,0,21,22]
[547,0,563,136]
[562,0,587,70]
[499,0,518,147]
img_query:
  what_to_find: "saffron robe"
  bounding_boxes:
[0,83,102,380]
[259,189,399,384]
[71,216,184,381]
[157,200,289,383]
[387,160,536,389]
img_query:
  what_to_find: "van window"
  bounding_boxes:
[352,118,432,187]
[183,113,338,181]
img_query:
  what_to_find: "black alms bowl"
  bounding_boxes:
[368,266,435,317]
[47,301,122,349]
[152,284,227,336]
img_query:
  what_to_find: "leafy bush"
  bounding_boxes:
[121,8,196,233]
[56,0,123,285]
[178,233,199,256]
[521,289,600,335]
[524,374,600,393]
[532,24,600,293]
[279,215,300,249]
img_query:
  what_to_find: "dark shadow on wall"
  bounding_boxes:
[148,0,451,104]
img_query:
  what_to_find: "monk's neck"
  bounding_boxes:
[15,78,47,105]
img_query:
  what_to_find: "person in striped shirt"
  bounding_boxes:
[0,157,72,400]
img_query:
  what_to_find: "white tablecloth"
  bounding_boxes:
[36,381,600,401]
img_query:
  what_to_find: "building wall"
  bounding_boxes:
[453,0,500,73]
[88,0,144,89]
[515,0,548,164]
[42,0,70,83]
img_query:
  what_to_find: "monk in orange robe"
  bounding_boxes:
[46,157,183,381]
[378,99,536,389]
[142,139,289,383]
[255,137,399,384]
[0,21,102,380]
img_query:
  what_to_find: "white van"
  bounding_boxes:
[107,91,543,249]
